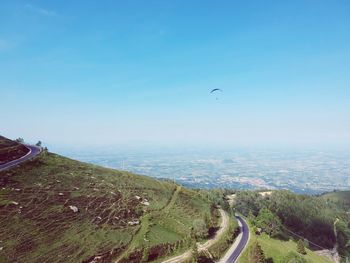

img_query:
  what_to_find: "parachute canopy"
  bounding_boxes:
[210,88,222,93]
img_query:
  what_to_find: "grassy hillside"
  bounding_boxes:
[0,147,215,262]
[234,190,350,262]
[321,191,350,209]
[238,229,332,263]
[0,136,29,164]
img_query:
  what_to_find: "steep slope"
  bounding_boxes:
[0,145,214,262]
[0,136,29,164]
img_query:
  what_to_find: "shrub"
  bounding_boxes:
[249,241,266,263]
[297,239,307,255]
[282,251,308,263]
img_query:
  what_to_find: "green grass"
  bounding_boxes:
[238,222,332,263]
[321,191,350,208]
[0,146,213,262]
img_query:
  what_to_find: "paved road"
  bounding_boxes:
[219,215,250,263]
[0,145,41,171]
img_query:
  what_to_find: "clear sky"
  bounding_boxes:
[1,0,350,148]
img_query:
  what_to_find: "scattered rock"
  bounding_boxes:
[14,188,21,192]
[89,256,103,263]
[0,247,3,251]
[141,201,150,206]
[56,180,61,183]
[128,219,140,226]
[69,205,79,213]
[135,195,141,200]
[58,193,64,196]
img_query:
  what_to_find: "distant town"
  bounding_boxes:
[64,148,350,194]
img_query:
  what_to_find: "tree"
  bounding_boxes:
[235,191,265,216]
[141,246,149,262]
[15,137,24,143]
[191,241,199,262]
[36,141,42,147]
[249,241,266,263]
[248,211,256,222]
[335,220,350,258]
[297,239,307,255]
[204,212,212,228]
[254,207,282,237]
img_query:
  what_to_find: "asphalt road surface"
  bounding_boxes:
[0,145,41,171]
[219,215,250,263]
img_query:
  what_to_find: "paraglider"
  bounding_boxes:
[210,88,222,100]
[210,88,222,93]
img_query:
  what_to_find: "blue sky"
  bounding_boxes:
[1,0,350,147]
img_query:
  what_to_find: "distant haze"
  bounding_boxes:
[61,146,350,194]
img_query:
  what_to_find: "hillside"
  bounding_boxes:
[239,229,332,263]
[0,140,220,262]
[234,190,350,262]
[0,136,29,164]
[321,191,350,209]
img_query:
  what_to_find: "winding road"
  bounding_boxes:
[0,145,41,172]
[219,215,250,263]
[163,213,249,263]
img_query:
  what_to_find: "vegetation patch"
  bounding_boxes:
[0,142,216,262]
[239,224,332,263]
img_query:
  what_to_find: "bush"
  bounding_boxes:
[249,241,266,263]
[297,239,307,255]
[254,207,282,237]
[282,251,308,263]
[15,137,24,143]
